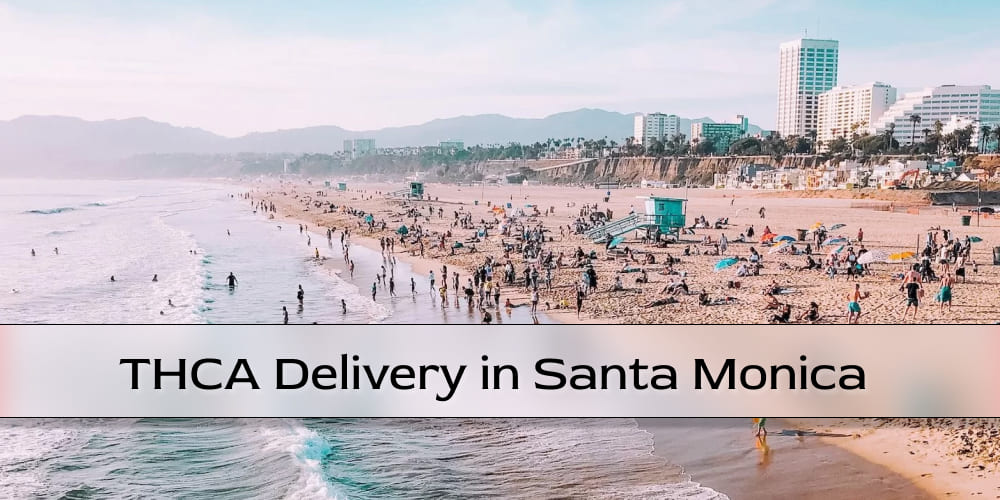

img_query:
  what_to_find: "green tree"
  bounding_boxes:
[907,114,922,147]
[980,125,993,153]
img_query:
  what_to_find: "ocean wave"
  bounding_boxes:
[83,196,139,207]
[23,207,75,215]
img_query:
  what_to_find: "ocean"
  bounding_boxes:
[0,179,724,499]
[0,418,726,499]
[0,178,546,325]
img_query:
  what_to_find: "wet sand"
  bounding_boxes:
[639,418,933,499]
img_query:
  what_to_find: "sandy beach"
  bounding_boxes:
[248,178,1000,325]
[642,418,1000,499]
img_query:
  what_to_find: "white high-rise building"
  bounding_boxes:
[817,82,897,147]
[776,38,839,137]
[634,113,681,147]
[871,84,1000,145]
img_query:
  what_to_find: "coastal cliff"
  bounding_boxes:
[530,156,824,185]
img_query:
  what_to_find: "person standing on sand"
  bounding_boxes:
[753,418,767,437]
[576,284,585,318]
[856,228,863,244]
[282,306,288,325]
[935,272,953,311]
[530,288,539,314]
[846,283,863,324]
[902,279,922,321]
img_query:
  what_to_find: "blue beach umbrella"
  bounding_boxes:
[608,235,626,249]
[714,257,739,272]
[829,223,846,231]
[775,235,796,242]
[822,237,847,246]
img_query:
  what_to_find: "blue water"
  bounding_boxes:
[0,179,546,325]
[0,418,726,499]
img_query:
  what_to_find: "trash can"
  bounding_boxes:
[994,246,1000,265]
[474,200,479,206]
[961,215,972,226]
[796,229,808,241]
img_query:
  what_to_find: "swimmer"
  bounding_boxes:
[168,299,175,307]
[11,288,19,294]
[341,299,347,314]
[297,284,304,304]
[152,274,158,282]
[54,247,59,255]
[227,229,231,236]
[160,311,165,315]
[315,248,320,259]
[282,306,289,324]
[31,249,35,257]
[110,275,115,282]
[227,272,238,288]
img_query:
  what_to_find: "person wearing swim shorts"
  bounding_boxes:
[846,284,863,324]
[936,272,954,311]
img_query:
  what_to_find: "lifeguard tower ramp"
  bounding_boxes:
[585,196,686,242]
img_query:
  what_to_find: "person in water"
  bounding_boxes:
[152,274,158,282]
[297,285,304,304]
[110,275,115,282]
[227,272,238,288]
[168,299,175,307]
[371,282,377,300]
[341,299,347,314]
[282,306,289,324]
[31,249,35,257]
[753,418,767,437]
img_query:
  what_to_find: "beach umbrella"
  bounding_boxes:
[829,223,846,230]
[760,233,776,243]
[810,221,823,230]
[364,214,374,223]
[822,237,847,246]
[769,241,792,254]
[828,244,846,255]
[608,235,626,249]
[887,251,916,263]
[968,236,983,243]
[396,225,409,235]
[857,250,888,265]
[775,235,796,242]
[714,257,739,272]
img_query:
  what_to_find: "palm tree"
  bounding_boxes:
[806,130,818,154]
[885,122,895,152]
[980,125,993,153]
[908,114,922,147]
[993,125,1000,153]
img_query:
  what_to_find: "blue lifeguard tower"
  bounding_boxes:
[585,196,687,242]
[337,182,347,191]
[409,181,425,197]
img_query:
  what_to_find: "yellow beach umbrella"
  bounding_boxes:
[887,251,915,262]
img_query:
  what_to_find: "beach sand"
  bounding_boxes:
[639,418,933,499]
[786,418,1000,499]
[249,179,1000,324]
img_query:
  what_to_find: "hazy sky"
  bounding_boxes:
[2,0,998,136]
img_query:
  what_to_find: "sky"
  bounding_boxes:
[2,0,999,137]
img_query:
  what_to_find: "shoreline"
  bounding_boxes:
[234,180,559,324]
[785,418,1000,499]
[638,418,933,499]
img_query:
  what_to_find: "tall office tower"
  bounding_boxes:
[776,38,839,137]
